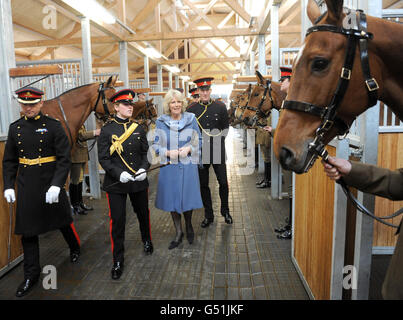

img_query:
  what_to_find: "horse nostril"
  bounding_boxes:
[279,147,294,170]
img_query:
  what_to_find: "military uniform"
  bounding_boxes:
[2,87,80,297]
[70,125,97,214]
[97,89,152,275]
[342,161,403,299]
[187,77,232,226]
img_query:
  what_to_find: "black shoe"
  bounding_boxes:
[186,229,195,244]
[144,240,153,255]
[201,218,214,228]
[222,213,233,224]
[256,180,271,188]
[15,278,39,298]
[73,205,87,215]
[111,262,124,280]
[79,202,93,211]
[168,233,183,250]
[70,248,80,263]
[277,230,292,240]
[256,178,265,185]
[274,224,291,233]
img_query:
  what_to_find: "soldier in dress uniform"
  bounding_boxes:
[2,87,81,297]
[97,89,153,280]
[189,87,200,104]
[187,77,233,228]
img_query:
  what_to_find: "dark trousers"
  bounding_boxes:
[21,224,80,279]
[198,163,229,220]
[106,189,151,263]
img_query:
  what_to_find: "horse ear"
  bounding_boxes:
[105,76,116,87]
[247,84,252,93]
[325,0,344,23]
[255,70,265,85]
[307,0,321,24]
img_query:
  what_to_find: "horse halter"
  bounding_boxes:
[248,79,277,127]
[93,82,113,122]
[281,9,379,172]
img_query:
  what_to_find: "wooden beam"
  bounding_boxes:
[15,25,300,48]
[222,0,251,23]
[9,65,64,77]
[129,0,162,30]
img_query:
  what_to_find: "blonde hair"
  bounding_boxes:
[162,89,187,115]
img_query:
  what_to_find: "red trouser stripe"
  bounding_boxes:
[106,192,114,255]
[70,223,81,246]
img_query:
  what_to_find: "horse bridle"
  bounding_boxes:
[282,9,379,173]
[281,10,403,229]
[247,80,278,127]
[92,82,113,122]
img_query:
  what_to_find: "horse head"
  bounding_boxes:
[273,0,401,174]
[92,75,118,121]
[241,70,285,127]
[131,98,157,127]
[234,84,253,121]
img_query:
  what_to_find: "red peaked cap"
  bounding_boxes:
[189,87,199,96]
[193,77,214,89]
[280,67,292,80]
[110,89,136,104]
[15,86,44,104]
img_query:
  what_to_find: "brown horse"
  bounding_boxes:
[273,0,403,174]
[234,84,253,122]
[131,98,157,130]
[41,76,118,145]
[240,71,286,127]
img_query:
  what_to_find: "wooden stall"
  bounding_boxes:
[373,133,403,251]
[0,139,23,277]
[292,146,336,299]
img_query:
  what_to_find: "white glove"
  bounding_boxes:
[4,189,16,203]
[119,171,135,183]
[46,186,60,204]
[134,168,147,181]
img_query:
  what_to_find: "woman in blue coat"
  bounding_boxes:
[152,89,203,249]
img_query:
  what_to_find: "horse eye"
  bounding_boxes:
[311,58,329,72]
[254,93,260,97]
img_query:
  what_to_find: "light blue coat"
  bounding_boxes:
[153,112,203,213]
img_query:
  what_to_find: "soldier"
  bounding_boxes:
[189,87,200,104]
[97,89,153,280]
[69,125,100,215]
[2,87,81,297]
[187,77,233,228]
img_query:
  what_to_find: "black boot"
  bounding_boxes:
[169,212,184,250]
[78,182,93,211]
[15,277,39,298]
[111,262,124,280]
[69,184,86,215]
[183,211,194,244]
[256,162,271,188]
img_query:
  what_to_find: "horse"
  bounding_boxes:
[41,76,118,146]
[131,98,157,130]
[273,0,403,174]
[233,84,253,122]
[228,94,242,126]
[240,70,286,127]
